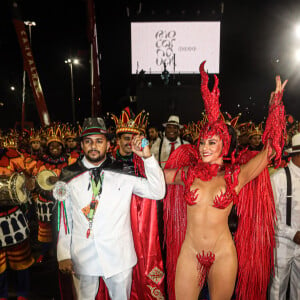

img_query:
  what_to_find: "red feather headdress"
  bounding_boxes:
[198,61,231,157]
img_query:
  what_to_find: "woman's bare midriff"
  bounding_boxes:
[184,174,235,254]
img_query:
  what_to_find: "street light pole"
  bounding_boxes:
[69,62,75,125]
[22,20,36,130]
[65,58,79,124]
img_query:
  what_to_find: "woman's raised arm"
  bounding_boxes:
[236,75,287,193]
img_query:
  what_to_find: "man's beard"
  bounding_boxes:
[86,151,106,163]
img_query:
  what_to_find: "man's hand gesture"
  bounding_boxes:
[131,135,151,159]
[269,76,288,106]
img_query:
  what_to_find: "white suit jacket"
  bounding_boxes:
[56,155,165,278]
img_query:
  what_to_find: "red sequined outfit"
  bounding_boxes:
[163,61,286,300]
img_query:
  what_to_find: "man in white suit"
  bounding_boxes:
[269,132,300,300]
[55,117,166,300]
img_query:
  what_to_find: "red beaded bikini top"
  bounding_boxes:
[182,161,240,209]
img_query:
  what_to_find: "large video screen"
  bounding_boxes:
[131,21,220,74]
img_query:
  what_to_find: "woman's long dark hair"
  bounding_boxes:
[224,124,238,162]
[225,124,239,234]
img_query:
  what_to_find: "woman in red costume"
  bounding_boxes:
[164,61,287,300]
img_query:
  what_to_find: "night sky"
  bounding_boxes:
[1,0,300,129]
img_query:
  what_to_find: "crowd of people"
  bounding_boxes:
[0,64,299,300]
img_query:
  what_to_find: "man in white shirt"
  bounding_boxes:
[269,132,300,300]
[55,117,165,300]
[151,115,189,169]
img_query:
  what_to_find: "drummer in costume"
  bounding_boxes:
[10,129,42,252]
[99,107,166,299]
[55,116,165,300]
[17,129,30,156]
[39,128,48,154]
[247,123,264,151]
[32,126,69,263]
[63,126,81,164]
[12,129,42,176]
[163,62,287,300]
[27,129,42,161]
[0,137,34,300]
[235,122,251,151]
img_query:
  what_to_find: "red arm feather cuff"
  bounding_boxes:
[262,91,286,168]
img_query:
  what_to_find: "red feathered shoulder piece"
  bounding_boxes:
[163,144,199,300]
[234,149,276,300]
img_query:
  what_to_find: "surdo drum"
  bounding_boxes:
[36,169,57,191]
[0,173,28,205]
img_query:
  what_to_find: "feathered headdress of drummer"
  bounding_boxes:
[46,126,64,146]
[198,61,231,157]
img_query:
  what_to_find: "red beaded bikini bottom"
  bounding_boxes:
[196,250,215,289]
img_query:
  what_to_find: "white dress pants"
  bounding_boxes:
[73,268,133,300]
[269,239,300,300]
